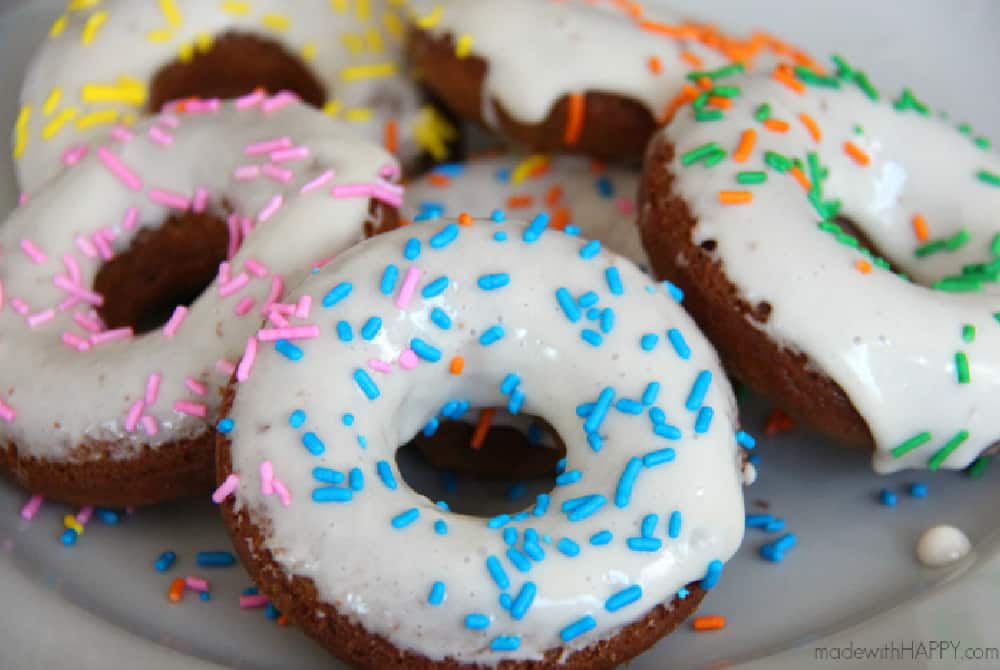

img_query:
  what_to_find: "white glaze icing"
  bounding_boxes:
[656,71,1000,473]
[403,154,649,269]
[915,525,971,568]
[14,0,434,192]
[0,99,399,462]
[224,218,745,662]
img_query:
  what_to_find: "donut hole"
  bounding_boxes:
[93,211,228,334]
[699,239,718,252]
[397,411,564,517]
[147,32,326,113]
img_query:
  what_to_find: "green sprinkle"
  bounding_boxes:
[853,124,864,135]
[968,455,991,479]
[945,229,971,251]
[927,430,969,470]
[806,152,823,196]
[995,312,1000,325]
[711,85,741,98]
[817,220,841,234]
[977,170,1000,187]
[703,149,727,168]
[692,91,710,110]
[681,142,723,166]
[962,324,976,342]
[955,351,970,384]
[854,72,879,101]
[915,229,970,257]
[991,233,1000,257]
[932,276,982,292]
[957,122,972,135]
[686,62,744,82]
[754,103,771,122]
[831,54,855,79]
[890,431,932,458]
[764,151,791,172]
[974,136,991,149]
[736,171,767,185]
[873,256,891,270]
[794,65,841,88]
[892,88,929,116]
[694,108,724,122]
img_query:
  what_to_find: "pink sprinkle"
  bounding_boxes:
[215,359,236,375]
[73,310,103,333]
[377,179,404,198]
[372,182,403,208]
[57,296,80,313]
[299,169,335,194]
[270,145,309,163]
[311,255,337,271]
[211,473,240,503]
[234,164,260,181]
[244,258,268,278]
[27,308,55,328]
[261,163,292,183]
[76,506,94,524]
[259,460,274,496]
[148,187,190,210]
[192,187,208,213]
[368,359,392,373]
[295,295,312,319]
[62,254,81,282]
[124,399,144,432]
[18,191,29,206]
[173,400,207,417]
[147,125,174,147]
[266,309,289,328]
[141,415,159,436]
[259,275,283,315]
[262,90,298,113]
[185,576,209,592]
[616,197,635,215]
[380,163,401,179]
[20,239,47,264]
[157,113,180,129]
[218,261,232,284]
[257,194,283,222]
[236,336,257,382]
[398,348,419,370]
[90,327,133,345]
[110,125,134,142]
[19,494,42,520]
[75,234,98,258]
[235,90,266,109]
[244,137,291,156]
[239,593,269,609]
[257,325,319,341]
[331,183,374,199]
[234,295,255,316]
[62,331,91,351]
[96,146,143,191]
[272,477,291,506]
[226,215,241,259]
[396,266,422,309]
[10,298,30,316]
[163,305,188,337]
[219,272,250,298]
[0,399,17,424]
[61,144,89,166]
[54,275,103,306]
[93,232,114,261]
[270,303,296,315]
[184,377,207,396]
[145,372,161,404]
[240,216,254,238]
[122,206,139,231]
[185,98,220,113]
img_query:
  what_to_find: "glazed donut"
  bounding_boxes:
[0,98,400,506]
[406,0,817,162]
[216,217,745,668]
[13,0,449,191]
[638,68,1000,473]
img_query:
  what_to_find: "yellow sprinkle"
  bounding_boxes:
[42,107,79,140]
[512,154,549,185]
[356,0,370,21]
[158,0,182,27]
[49,15,68,38]
[455,33,473,59]
[80,10,108,45]
[80,80,147,106]
[12,106,31,160]
[329,0,348,13]
[220,0,251,15]
[177,42,195,63]
[261,13,290,31]
[340,62,397,81]
[416,5,443,29]
[365,27,383,53]
[382,11,403,39]
[63,514,84,535]
[301,42,318,61]
[341,33,364,55]
[344,107,374,122]
[42,88,63,116]
[67,0,101,10]
[412,105,457,161]
[117,74,144,89]
[75,108,119,129]
[323,99,342,117]
[146,28,174,43]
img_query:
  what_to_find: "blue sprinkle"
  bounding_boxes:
[487,514,511,529]
[380,265,399,294]
[567,494,605,522]
[642,382,660,406]
[668,511,682,538]
[199,591,211,601]
[590,530,613,545]
[353,368,380,399]
[694,406,714,434]
[648,406,666,425]
[275,339,303,360]
[605,584,642,612]
[586,307,601,321]
[391,508,419,529]
[745,514,776,529]
[627,537,662,552]
[478,273,511,290]
[640,334,659,351]
[510,582,537,620]
[909,482,928,498]
[503,527,518,545]
[242,587,259,596]
[508,389,525,415]
[341,413,355,426]
[312,467,344,484]
[465,613,491,630]
[346,467,363,491]
[417,202,444,218]
[410,338,442,362]
[701,559,724,589]
[376,460,398,490]
[493,231,507,242]
[301,431,325,455]
[421,275,449,298]
[430,223,459,248]
[533,493,550,517]
[578,291,599,308]
[513,512,530,522]
[490,636,520,652]
[96,508,119,524]
[615,398,643,415]
[667,328,691,359]
[760,533,797,562]
[686,370,713,411]
[357,435,367,449]
[579,239,601,259]
[336,320,353,342]
[216,418,234,433]
[576,403,594,417]
[584,387,615,434]
[586,433,603,452]
[560,615,596,642]
[433,163,464,176]
[196,551,236,567]
[498,593,512,609]
[486,555,510,590]
[735,430,756,449]
[507,482,527,501]
[663,280,684,302]
[642,448,676,467]
[154,551,176,572]
[404,238,421,260]
[523,212,549,242]
[506,547,531,572]
[879,488,897,507]
[490,208,506,222]
[564,225,580,236]
[436,500,450,511]
[522,538,544,562]
[495,167,511,183]
[557,538,580,557]
[422,416,439,436]
[428,581,446,606]
[322,282,352,308]
[641,514,659,538]
[60,528,78,545]
[555,287,582,322]
[556,458,567,475]
[555,470,581,486]
[599,308,614,333]
[765,518,786,532]
[434,519,448,535]
[654,423,682,440]
[615,457,643,508]
[595,175,614,197]
[500,373,521,395]
[677,587,690,599]
[480,325,505,345]
[312,486,352,503]
[605,267,623,295]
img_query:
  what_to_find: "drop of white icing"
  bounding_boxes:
[915,525,971,568]
[741,462,757,486]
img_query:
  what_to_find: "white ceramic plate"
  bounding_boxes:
[2,1,999,669]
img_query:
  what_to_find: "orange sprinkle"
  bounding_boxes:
[679,50,702,68]
[697,76,714,91]
[647,55,662,73]
[457,212,474,226]
[529,161,550,178]
[470,408,496,450]
[707,96,732,110]
[383,119,399,155]
[428,173,450,187]
[855,259,873,274]
[911,213,929,242]
[564,93,585,146]
[843,141,870,166]
[733,128,757,163]
[449,356,464,374]
[506,194,534,209]
[398,217,412,227]
[764,408,795,436]
[545,185,563,206]
[762,118,790,133]
[638,19,697,39]
[658,83,700,123]
[718,190,753,205]
[276,615,289,626]
[168,577,185,603]
[772,64,805,94]
[551,207,571,230]
[692,615,726,631]
[789,165,812,192]
[798,113,821,142]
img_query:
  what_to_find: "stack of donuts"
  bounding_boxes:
[1,0,997,668]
